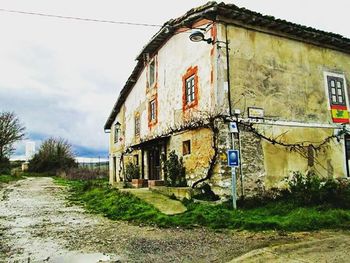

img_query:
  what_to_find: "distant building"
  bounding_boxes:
[25,141,35,161]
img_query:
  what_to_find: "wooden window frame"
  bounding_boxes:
[150,100,156,121]
[148,56,157,89]
[182,66,198,111]
[148,96,158,127]
[134,154,139,166]
[114,124,119,144]
[183,140,191,156]
[135,114,140,137]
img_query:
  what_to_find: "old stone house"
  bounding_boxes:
[104,2,350,197]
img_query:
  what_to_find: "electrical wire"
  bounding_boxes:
[0,8,162,27]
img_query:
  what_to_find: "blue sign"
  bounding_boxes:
[227,150,239,167]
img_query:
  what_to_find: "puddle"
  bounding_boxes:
[49,252,119,263]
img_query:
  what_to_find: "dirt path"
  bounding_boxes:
[0,177,347,262]
[230,233,350,262]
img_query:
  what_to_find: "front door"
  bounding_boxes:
[345,135,350,177]
[148,146,160,180]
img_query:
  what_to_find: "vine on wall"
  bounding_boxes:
[115,111,347,186]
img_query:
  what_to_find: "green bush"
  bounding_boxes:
[238,171,350,210]
[0,157,11,175]
[28,137,77,174]
[125,162,140,181]
[285,171,350,208]
[163,151,187,187]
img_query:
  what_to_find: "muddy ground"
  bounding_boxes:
[0,177,348,262]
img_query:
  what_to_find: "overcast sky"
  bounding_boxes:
[0,0,349,158]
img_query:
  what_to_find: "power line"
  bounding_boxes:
[0,8,162,27]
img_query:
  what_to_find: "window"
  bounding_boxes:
[149,59,156,87]
[327,76,346,106]
[135,115,140,136]
[150,99,157,121]
[325,72,349,124]
[186,75,196,104]
[114,123,120,143]
[183,140,191,155]
[134,154,139,166]
[182,66,198,111]
[148,96,158,128]
[307,145,314,167]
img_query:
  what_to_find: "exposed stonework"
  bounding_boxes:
[238,129,266,197]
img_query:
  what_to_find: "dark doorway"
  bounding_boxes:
[112,156,117,182]
[345,135,350,177]
[148,146,161,180]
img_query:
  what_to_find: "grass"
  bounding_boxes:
[54,178,350,231]
[0,171,55,185]
[0,174,24,184]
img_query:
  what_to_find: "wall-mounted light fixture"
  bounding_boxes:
[115,122,121,130]
[189,30,214,44]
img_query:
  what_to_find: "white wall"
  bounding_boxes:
[122,23,217,148]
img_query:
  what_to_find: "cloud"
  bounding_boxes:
[1,0,349,158]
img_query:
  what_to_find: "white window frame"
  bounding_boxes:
[323,71,349,110]
[149,57,156,88]
[185,75,196,104]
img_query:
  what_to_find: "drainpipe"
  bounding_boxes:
[224,24,232,117]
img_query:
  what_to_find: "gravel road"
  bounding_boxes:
[0,177,338,263]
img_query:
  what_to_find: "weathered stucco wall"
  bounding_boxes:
[238,125,346,192]
[226,25,350,122]
[109,22,219,185]
[120,22,216,149]
[167,128,214,186]
[109,106,126,183]
[220,24,350,191]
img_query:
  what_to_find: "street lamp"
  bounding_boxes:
[189,30,214,44]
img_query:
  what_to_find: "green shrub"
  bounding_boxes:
[163,151,187,187]
[238,171,350,209]
[28,137,77,174]
[284,171,350,208]
[0,157,11,175]
[125,163,140,181]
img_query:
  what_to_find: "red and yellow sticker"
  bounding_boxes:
[331,105,350,123]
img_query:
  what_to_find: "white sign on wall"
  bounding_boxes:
[229,122,238,133]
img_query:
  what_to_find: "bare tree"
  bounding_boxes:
[0,111,25,159]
